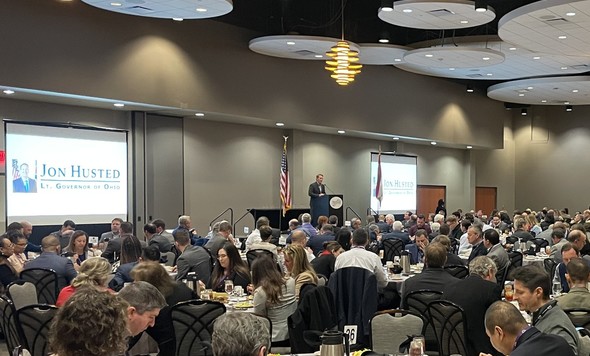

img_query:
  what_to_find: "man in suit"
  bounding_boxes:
[431,234,464,266]
[99,218,123,244]
[307,224,336,256]
[13,163,37,193]
[145,223,172,253]
[444,256,502,356]
[550,228,568,263]
[50,220,76,249]
[109,245,161,291]
[484,229,509,277]
[24,235,77,291]
[174,229,213,285]
[381,221,410,245]
[102,221,134,263]
[400,242,459,307]
[308,174,326,224]
[468,224,487,263]
[205,221,234,260]
[482,301,575,356]
[556,257,590,310]
[151,218,175,244]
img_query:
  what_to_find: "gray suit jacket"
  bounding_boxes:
[486,243,509,272]
[175,245,213,285]
[149,234,173,253]
[24,251,77,291]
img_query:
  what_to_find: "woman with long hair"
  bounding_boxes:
[56,257,112,307]
[283,244,318,300]
[120,235,143,265]
[63,230,98,269]
[208,242,250,292]
[130,261,196,356]
[251,256,296,345]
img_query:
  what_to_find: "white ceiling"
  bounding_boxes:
[488,76,590,105]
[81,0,233,19]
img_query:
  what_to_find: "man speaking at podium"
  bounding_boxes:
[308,174,328,225]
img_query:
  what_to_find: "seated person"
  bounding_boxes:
[63,230,100,270]
[212,313,270,356]
[109,245,160,292]
[432,234,464,266]
[307,224,336,257]
[56,257,112,307]
[283,244,318,300]
[251,256,297,346]
[250,225,278,256]
[0,235,17,288]
[311,241,344,279]
[208,242,250,292]
[24,235,77,291]
[556,257,590,310]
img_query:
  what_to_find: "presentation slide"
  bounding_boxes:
[370,153,417,214]
[6,122,128,225]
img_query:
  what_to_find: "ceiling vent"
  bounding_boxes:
[294,50,319,57]
[123,5,154,14]
[428,9,455,17]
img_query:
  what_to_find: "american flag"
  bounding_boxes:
[12,159,20,180]
[375,148,383,206]
[280,137,292,216]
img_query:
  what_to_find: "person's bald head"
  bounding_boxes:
[41,235,61,252]
[484,301,528,355]
[290,230,307,246]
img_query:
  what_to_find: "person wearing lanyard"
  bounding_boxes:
[481,300,575,356]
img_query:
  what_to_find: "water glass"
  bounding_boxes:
[552,281,562,297]
[224,280,234,294]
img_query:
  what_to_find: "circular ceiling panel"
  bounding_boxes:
[378,0,495,30]
[403,47,504,68]
[358,44,410,65]
[487,76,590,105]
[81,0,233,19]
[249,35,359,60]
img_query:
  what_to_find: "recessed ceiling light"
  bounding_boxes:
[533,56,541,60]
[337,130,346,134]
[402,9,413,13]
[519,93,525,97]
[449,68,455,71]
[572,89,579,93]
[482,57,490,61]
[486,73,493,76]
[196,7,207,12]
[460,20,469,24]
[425,54,433,58]
[475,7,487,13]
[286,41,295,45]
[509,47,517,51]
[393,137,400,140]
[381,6,393,12]
[195,112,205,117]
[541,100,547,103]
[527,86,533,90]
[3,89,15,95]
[561,66,568,70]
[314,54,323,58]
[379,38,390,43]
[430,141,437,145]
[394,58,402,62]
[564,101,570,105]
[172,18,184,21]
[113,103,124,107]
[110,2,122,6]
[275,122,285,127]
[566,12,576,16]
[558,35,567,39]
[466,146,473,149]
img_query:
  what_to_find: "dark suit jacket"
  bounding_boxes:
[308,181,325,198]
[307,233,336,256]
[13,178,37,192]
[376,222,391,233]
[445,253,465,266]
[108,261,138,292]
[24,251,77,291]
[401,267,459,307]
[468,241,487,263]
[511,326,576,356]
[513,229,534,242]
[444,275,502,356]
[149,234,173,253]
[382,231,410,245]
[101,237,122,263]
[310,253,336,279]
[175,245,213,285]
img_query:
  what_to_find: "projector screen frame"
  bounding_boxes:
[370,151,417,215]
[4,119,130,226]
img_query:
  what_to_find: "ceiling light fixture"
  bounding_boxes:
[566,12,576,16]
[509,47,517,51]
[286,41,295,45]
[541,100,547,103]
[466,85,474,93]
[172,17,184,21]
[566,105,573,112]
[521,108,527,116]
[561,66,568,70]
[430,141,437,145]
[195,112,205,117]
[558,35,567,39]
[113,103,125,107]
[337,130,346,134]
[449,68,455,71]
[564,101,570,105]
[3,89,15,95]
[393,137,400,140]
[275,122,285,126]
[474,0,487,12]
[466,145,473,149]
[325,0,362,86]
[572,89,579,93]
[460,20,469,24]
[533,56,541,60]
[196,7,207,12]
[378,31,390,43]
[402,8,413,13]
[380,0,393,12]
[110,2,122,6]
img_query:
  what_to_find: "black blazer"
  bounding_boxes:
[308,182,325,198]
[401,267,459,307]
[511,326,576,356]
[443,275,502,356]
[468,241,487,263]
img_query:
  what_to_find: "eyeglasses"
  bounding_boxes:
[217,254,228,259]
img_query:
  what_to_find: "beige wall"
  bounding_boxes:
[0,1,508,149]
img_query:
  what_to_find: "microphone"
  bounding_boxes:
[323,184,335,194]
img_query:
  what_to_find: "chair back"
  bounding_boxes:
[563,308,590,329]
[427,300,468,356]
[532,238,549,250]
[444,265,469,279]
[382,239,404,263]
[7,282,38,310]
[317,274,328,287]
[543,258,557,279]
[0,296,22,354]
[171,300,226,356]
[497,260,511,289]
[19,269,59,305]
[370,309,424,354]
[506,236,519,245]
[16,304,58,356]
[162,251,176,267]
[403,290,443,353]
[246,249,275,269]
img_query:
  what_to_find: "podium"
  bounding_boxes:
[311,194,343,226]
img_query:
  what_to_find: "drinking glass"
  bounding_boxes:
[552,281,562,297]
[504,283,514,301]
[224,280,234,294]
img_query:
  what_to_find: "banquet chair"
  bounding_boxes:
[171,300,226,356]
[563,308,590,329]
[7,282,38,310]
[543,258,557,279]
[496,260,511,290]
[163,251,177,267]
[15,304,58,356]
[246,249,275,269]
[0,296,23,354]
[19,269,59,305]
[382,239,404,263]
[532,238,549,251]
[370,309,424,354]
[443,265,469,279]
[402,290,443,354]
[427,300,468,356]
[505,236,519,245]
